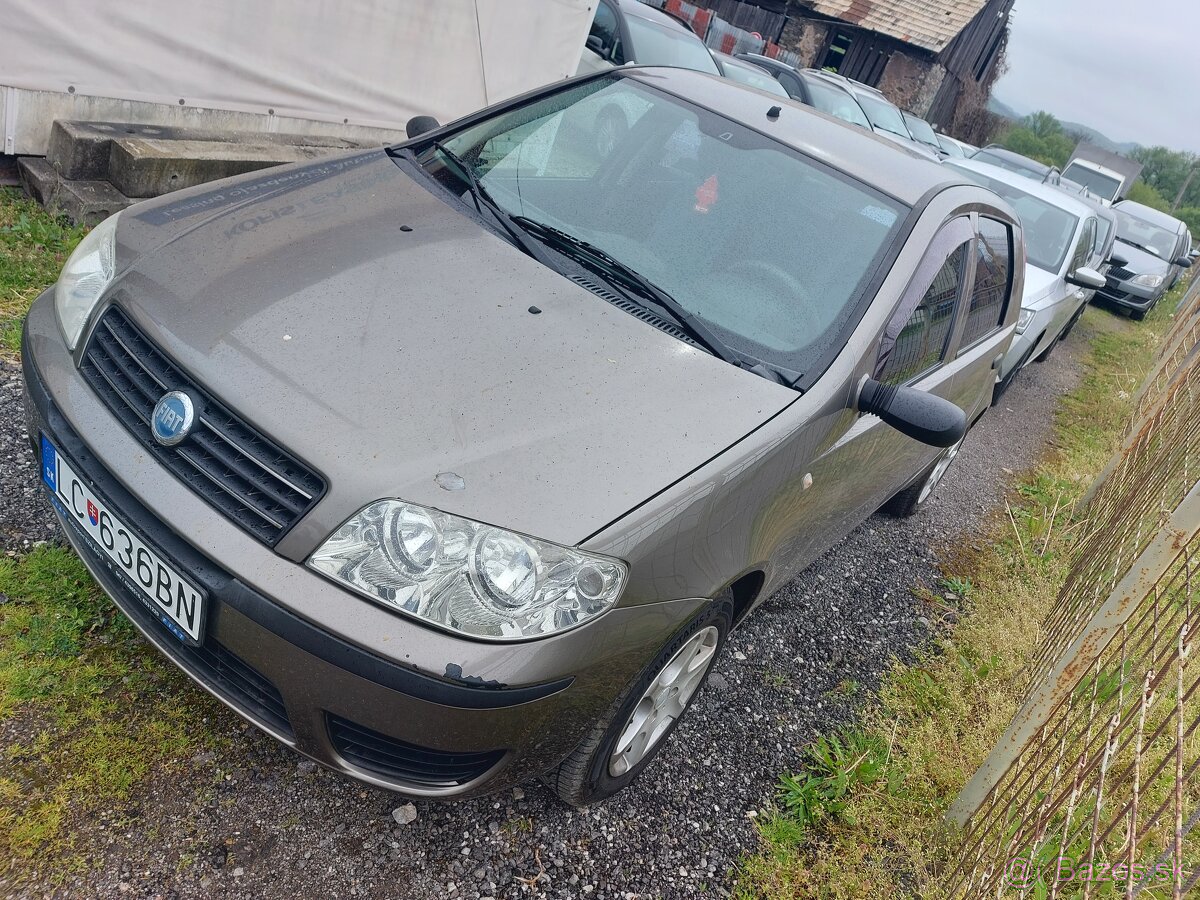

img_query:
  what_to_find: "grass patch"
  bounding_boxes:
[0,546,222,877]
[0,188,84,356]
[734,293,1181,899]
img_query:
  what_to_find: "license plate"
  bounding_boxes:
[41,435,206,645]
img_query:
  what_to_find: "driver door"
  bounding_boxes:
[767,219,977,582]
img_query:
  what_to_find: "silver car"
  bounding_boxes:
[947,159,1106,401]
[24,68,1021,805]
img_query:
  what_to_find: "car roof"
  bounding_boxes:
[809,70,885,97]
[623,67,968,205]
[1074,191,1117,223]
[1114,200,1186,232]
[736,52,796,70]
[616,0,694,31]
[949,159,1095,220]
[973,146,1052,175]
[715,52,770,74]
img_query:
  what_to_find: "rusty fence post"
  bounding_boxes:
[946,479,1200,827]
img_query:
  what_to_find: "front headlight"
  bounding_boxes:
[308,500,627,640]
[1015,308,1035,334]
[1129,273,1164,288]
[54,212,120,349]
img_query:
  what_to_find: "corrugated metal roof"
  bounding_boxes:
[803,0,988,52]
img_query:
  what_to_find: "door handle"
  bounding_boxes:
[991,353,1005,371]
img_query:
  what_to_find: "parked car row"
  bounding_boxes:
[945,141,1194,324]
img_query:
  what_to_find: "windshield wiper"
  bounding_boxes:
[1116,236,1158,256]
[511,216,753,371]
[408,148,790,384]
[422,142,555,266]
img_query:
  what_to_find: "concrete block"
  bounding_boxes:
[108,137,347,198]
[46,120,121,179]
[17,156,61,206]
[51,179,133,227]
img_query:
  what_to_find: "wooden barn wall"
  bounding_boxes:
[938,0,1014,81]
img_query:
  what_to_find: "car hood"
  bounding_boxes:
[1020,264,1067,309]
[113,151,796,553]
[1112,238,1171,277]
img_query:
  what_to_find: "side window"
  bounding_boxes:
[588,3,624,64]
[777,71,805,99]
[1068,217,1096,275]
[960,217,1013,348]
[878,243,968,385]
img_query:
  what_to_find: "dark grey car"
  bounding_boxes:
[1095,201,1193,318]
[23,67,1022,805]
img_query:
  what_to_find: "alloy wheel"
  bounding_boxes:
[608,626,719,777]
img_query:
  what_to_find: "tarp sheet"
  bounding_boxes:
[0,0,593,129]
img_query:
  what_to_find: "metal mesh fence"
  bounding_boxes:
[945,281,1200,898]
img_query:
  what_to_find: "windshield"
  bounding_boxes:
[949,164,1078,272]
[1113,209,1178,259]
[625,14,720,74]
[717,58,790,97]
[902,113,940,149]
[936,134,966,158]
[422,75,906,377]
[1062,163,1122,200]
[972,150,1047,181]
[854,93,910,138]
[804,79,871,128]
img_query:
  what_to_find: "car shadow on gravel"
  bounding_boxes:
[0,328,1086,900]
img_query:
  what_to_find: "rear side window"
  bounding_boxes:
[960,217,1013,347]
[879,243,968,384]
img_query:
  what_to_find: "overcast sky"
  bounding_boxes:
[991,0,1197,153]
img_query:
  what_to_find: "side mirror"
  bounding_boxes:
[406,115,441,139]
[585,34,606,56]
[1066,266,1106,290]
[855,377,966,448]
[1173,255,1193,268]
[1108,253,1128,267]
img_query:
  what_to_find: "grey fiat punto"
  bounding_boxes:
[23,67,1022,805]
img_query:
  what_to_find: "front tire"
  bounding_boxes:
[545,594,733,806]
[882,433,966,517]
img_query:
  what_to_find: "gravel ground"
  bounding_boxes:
[0,359,59,554]
[1,330,1085,900]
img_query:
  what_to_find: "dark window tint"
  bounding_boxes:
[880,243,967,384]
[589,2,624,63]
[961,218,1012,346]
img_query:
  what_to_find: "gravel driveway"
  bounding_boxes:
[0,330,1085,900]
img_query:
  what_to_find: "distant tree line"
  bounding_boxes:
[995,111,1200,236]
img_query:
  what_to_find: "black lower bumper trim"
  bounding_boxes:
[328,714,505,786]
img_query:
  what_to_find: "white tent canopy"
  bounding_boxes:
[0,0,593,153]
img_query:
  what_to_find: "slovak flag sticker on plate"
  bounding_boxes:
[87,499,99,526]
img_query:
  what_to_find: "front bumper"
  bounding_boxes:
[1095,279,1159,311]
[21,291,705,798]
[997,305,1056,381]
